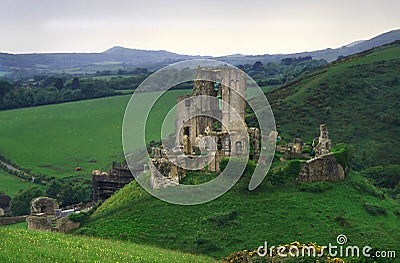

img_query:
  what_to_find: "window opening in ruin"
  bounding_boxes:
[236,141,243,155]
[184,127,190,136]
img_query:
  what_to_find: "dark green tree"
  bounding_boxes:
[0,81,13,97]
[54,78,64,90]
[71,77,80,90]
[46,179,64,200]
[10,187,43,216]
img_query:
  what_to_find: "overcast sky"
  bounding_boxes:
[1,0,399,56]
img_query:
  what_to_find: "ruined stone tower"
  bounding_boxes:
[315,124,332,157]
[150,65,260,189]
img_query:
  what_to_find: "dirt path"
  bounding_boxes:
[0,160,28,176]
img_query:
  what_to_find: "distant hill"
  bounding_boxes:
[218,29,400,64]
[251,40,400,170]
[0,29,399,77]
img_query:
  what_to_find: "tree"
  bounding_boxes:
[81,82,96,97]
[71,77,80,90]
[0,81,12,97]
[46,179,63,200]
[252,61,264,71]
[54,78,64,90]
[10,187,43,216]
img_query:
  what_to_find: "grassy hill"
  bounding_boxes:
[77,170,400,259]
[255,41,400,170]
[0,90,189,180]
[0,170,40,197]
[74,42,400,260]
[0,223,215,263]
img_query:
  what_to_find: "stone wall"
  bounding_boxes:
[297,153,345,182]
[0,215,27,226]
[26,214,80,233]
[26,214,52,231]
[92,162,143,202]
[30,197,59,215]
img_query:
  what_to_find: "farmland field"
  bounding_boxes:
[0,90,189,179]
[0,170,40,197]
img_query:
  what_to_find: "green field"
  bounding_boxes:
[0,170,40,197]
[0,90,189,179]
[0,223,216,263]
[79,171,400,259]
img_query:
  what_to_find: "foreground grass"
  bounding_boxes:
[0,224,217,263]
[0,90,188,180]
[79,171,400,259]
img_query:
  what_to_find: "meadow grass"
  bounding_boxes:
[80,171,400,259]
[0,223,217,263]
[0,90,189,179]
[0,170,42,197]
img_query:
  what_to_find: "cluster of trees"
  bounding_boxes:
[238,58,327,86]
[280,56,313,66]
[0,73,151,110]
[95,67,149,76]
[360,165,400,199]
[9,179,91,216]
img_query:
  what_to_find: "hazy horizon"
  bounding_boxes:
[1,0,400,56]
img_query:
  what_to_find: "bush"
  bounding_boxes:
[301,148,311,154]
[270,160,301,186]
[394,210,400,219]
[362,202,387,216]
[331,143,350,169]
[10,187,44,216]
[360,165,400,189]
[68,211,90,223]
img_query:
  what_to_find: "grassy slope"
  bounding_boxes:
[0,170,40,197]
[80,171,400,259]
[0,223,216,263]
[260,41,400,170]
[0,90,188,179]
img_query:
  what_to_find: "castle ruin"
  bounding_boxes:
[150,66,261,189]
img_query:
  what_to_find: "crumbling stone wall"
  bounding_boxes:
[149,147,186,189]
[92,162,142,202]
[0,216,27,226]
[30,197,59,215]
[297,153,345,182]
[27,214,52,231]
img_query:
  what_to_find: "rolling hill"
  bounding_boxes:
[77,170,400,259]
[71,39,400,261]
[1,29,399,77]
[0,90,189,181]
[251,40,400,170]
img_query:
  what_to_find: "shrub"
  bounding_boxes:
[362,202,387,216]
[360,165,400,189]
[68,211,90,223]
[331,143,350,169]
[301,148,311,154]
[394,210,400,219]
